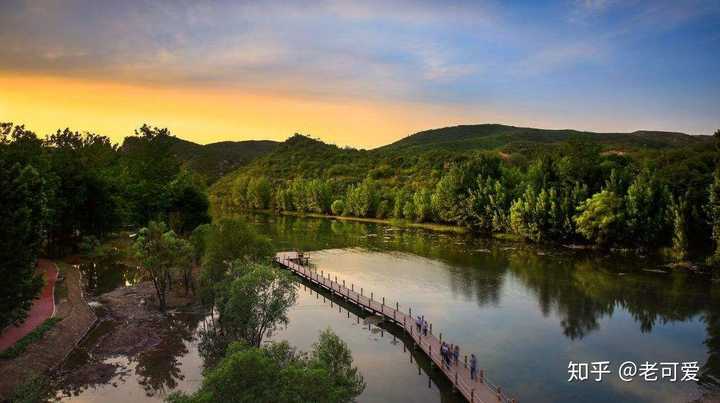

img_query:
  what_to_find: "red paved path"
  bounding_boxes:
[0,259,58,352]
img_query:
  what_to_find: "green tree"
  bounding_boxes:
[331,199,345,216]
[307,179,333,214]
[412,188,432,222]
[344,179,379,217]
[200,219,273,304]
[310,329,366,401]
[275,188,293,212]
[0,162,46,329]
[574,190,625,247]
[122,125,181,225]
[170,330,364,403]
[164,170,211,234]
[431,167,465,224]
[670,195,689,261]
[707,167,720,265]
[134,221,191,310]
[625,170,669,246]
[215,262,297,348]
[463,176,512,234]
[247,177,272,210]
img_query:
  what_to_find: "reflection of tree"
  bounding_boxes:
[81,258,143,295]
[700,311,720,392]
[247,212,719,335]
[234,212,720,391]
[506,250,720,341]
[134,313,201,397]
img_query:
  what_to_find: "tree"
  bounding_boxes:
[121,124,181,225]
[331,199,345,216]
[275,188,293,212]
[625,170,670,247]
[344,179,379,217]
[200,219,273,304]
[215,262,297,348]
[133,221,192,310]
[431,167,464,224]
[44,128,122,250]
[164,170,211,234]
[412,188,432,222]
[307,179,333,214]
[574,190,625,247]
[670,195,689,261]
[463,176,512,234]
[247,177,272,210]
[310,329,366,401]
[0,162,46,329]
[169,330,364,403]
[707,167,720,265]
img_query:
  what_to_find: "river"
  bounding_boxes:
[57,214,720,403]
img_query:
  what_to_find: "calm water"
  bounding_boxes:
[58,214,720,403]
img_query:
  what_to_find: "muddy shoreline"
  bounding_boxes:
[54,281,204,399]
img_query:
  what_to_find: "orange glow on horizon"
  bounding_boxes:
[0,73,504,149]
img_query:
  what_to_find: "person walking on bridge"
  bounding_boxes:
[441,342,450,369]
[470,353,478,380]
[416,316,422,333]
[422,320,428,336]
[453,344,460,366]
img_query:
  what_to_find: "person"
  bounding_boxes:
[422,320,428,336]
[416,316,422,332]
[454,345,460,366]
[470,353,478,380]
[441,342,449,368]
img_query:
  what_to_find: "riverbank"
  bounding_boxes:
[54,279,203,398]
[0,261,96,400]
[267,209,472,235]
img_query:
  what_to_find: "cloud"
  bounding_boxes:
[0,0,718,139]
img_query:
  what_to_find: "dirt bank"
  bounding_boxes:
[55,281,202,396]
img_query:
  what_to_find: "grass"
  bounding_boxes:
[10,373,51,403]
[0,317,62,359]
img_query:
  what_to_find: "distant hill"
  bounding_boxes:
[209,123,715,204]
[379,124,712,154]
[122,136,278,183]
[211,134,376,190]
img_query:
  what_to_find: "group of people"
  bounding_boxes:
[415,315,429,336]
[413,315,479,381]
[440,342,459,368]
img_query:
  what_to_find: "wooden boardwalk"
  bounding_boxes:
[275,251,517,403]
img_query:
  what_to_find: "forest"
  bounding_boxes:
[210,127,720,263]
[0,122,210,330]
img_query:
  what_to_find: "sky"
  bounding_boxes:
[0,0,718,149]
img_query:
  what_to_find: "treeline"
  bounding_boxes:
[1,122,210,329]
[217,135,720,261]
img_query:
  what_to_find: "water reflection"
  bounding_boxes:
[57,312,204,401]
[58,213,720,402]
[79,257,142,296]
[236,213,720,402]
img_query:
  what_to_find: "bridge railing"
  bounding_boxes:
[275,253,517,403]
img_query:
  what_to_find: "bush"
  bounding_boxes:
[331,199,345,216]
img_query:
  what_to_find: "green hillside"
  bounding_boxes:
[209,123,717,253]
[212,124,712,192]
[380,124,712,154]
[122,135,278,183]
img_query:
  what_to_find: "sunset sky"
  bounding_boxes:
[1,0,718,149]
